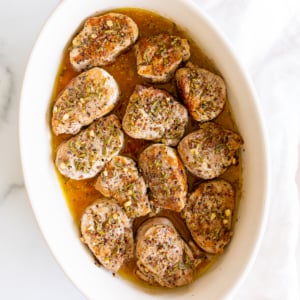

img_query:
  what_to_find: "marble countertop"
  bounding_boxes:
[0,0,299,299]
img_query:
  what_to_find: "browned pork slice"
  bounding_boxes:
[175,62,226,122]
[178,122,243,179]
[70,13,138,71]
[182,180,235,254]
[136,217,196,288]
[95,155,151,218]
[55,114,124,180]
[80,199,134,272]
[52,67,119,135]
[138,144,187,212]
[122,85,188,146]
[135,34,190,82]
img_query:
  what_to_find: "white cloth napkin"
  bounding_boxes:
[193,0,300,299]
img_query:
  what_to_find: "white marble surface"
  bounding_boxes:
[0,0,299,299]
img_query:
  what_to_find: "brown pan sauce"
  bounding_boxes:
[51,8,242,286]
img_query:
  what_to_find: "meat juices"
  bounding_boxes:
[70,13,139,71]
[80,199,134,272]
[52,67,119,135]
[51,9,244,288]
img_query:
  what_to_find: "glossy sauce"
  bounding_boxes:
[51,8,243,286]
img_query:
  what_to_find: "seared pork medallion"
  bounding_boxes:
[122,85,188,146]
[95,155,151,218]
[70,13,138,71]
[52,67,119,135]
[138,144,187,212]
[178,122,243,179]
[80,199,134,272]
[175,62,226,122]
[136,218,196,288]
[51,8,244,289]
[55,114,124,180]
[182,180,235,254]
[135,34,190,82]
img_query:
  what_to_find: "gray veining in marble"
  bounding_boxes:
[2,183,24,202]
[0,65,13,123]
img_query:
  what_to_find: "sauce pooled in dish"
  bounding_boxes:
[50,8,243,288]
